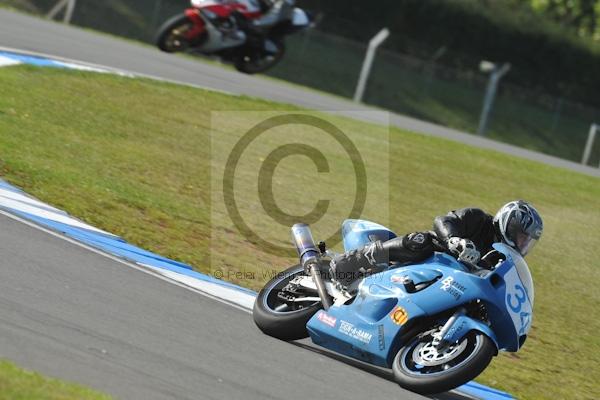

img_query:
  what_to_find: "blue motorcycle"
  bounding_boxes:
[253,220,534,394]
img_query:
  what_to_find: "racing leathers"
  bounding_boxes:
[330,208,499,286]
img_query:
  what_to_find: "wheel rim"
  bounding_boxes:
[244,54,276,68]
[398,330,483,377]
[412,339,468,366]
[163,23,193,51]
[262,266,320,314]
[240,45,282,72]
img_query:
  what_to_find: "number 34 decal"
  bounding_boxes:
[507,284,527,313]
[507,284,531,335]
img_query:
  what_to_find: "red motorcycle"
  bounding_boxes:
[156,0,312,74]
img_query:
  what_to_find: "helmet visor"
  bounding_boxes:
[515,232,537,256]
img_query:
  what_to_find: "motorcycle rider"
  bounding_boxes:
[222,0,295,38]
[252,0,295,29]
[330,200,543,286]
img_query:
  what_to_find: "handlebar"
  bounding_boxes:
[431,235,495,272]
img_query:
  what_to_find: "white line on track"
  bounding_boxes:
[0,54,21,67]
[0,191,114,236]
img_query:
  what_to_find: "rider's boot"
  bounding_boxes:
[329,232,435,287]
[329,241,388,287]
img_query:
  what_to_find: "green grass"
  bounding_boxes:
[0,359,110,399]
[0,66,599,399]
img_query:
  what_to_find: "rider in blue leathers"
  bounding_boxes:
[330,200,543,286]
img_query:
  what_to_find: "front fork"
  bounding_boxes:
[433,307,467,349]
[433,307,499,351]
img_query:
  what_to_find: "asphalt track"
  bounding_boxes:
[0,9,598,178]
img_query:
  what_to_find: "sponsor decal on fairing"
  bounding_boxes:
[377,325,385,350]
[339,320,373,344]
[317,311,337,328]
[390,306,409,325]
[440,276,466,300]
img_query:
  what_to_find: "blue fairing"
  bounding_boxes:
[307,221,534,368]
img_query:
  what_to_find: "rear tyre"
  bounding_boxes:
[156,14,198,53]
[234,39,285,74]
[253,264,322,340]
[392,329,496,394]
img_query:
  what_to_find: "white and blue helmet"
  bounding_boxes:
[493,200,543,256]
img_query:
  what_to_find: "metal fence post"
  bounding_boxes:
[477,62,511,136]
[63,0,76,24]
[353,28,390,103]
[47,0,76,24]
[581,123,598,166]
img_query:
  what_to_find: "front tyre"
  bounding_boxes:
[253,264,322,340]
[392,330,496,394]
[156,14,197,53]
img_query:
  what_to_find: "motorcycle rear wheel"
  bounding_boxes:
[253,264,322,340]
[392,329,496,394]
[234,39,285,74]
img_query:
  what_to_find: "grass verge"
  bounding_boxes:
[0,65,598,399]
[0,359,110,399]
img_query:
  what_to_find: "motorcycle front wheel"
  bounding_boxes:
[392,329,496,394]
[253,263,322,340]
[156,13,201,53]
